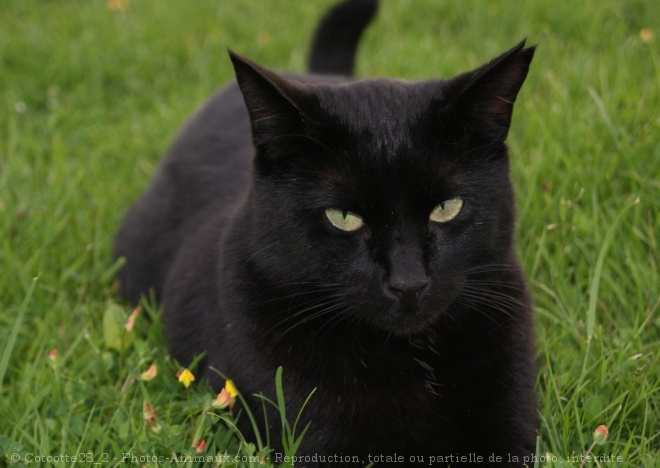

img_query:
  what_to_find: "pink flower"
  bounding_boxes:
[212,388,233,410]
[143,403,157,425]
[106,0,129,11]
[48,349,58,360]
[581,424,610,468]
[211,380,238,410]
[124,305,141,331]
[193,439,206,452]
[640,28,654,43]
[593,425,609,445]
[139,363,158,381]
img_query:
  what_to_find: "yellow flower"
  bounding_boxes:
[177,368,195,388]
[139,363,158,381]
[225,379,238,398]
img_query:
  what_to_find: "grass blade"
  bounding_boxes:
[585,197,639,342]
[0,276,38,386]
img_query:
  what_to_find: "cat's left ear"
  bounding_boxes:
[445,40,535,142]
[228,50,317,155]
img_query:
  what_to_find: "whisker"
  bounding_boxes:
[312,299,371,341]
[459,263,521,275]
[454,285,526,326]
[457,292,520,316]
[271,295,353,341]
[247,283,350,307]
[461,285,527,308]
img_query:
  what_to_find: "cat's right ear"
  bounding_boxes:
[228,50,317,155]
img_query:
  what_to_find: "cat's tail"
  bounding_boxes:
[308,0,379,76]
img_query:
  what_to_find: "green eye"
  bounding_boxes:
[429,198,463,223]
[325,208,364,232]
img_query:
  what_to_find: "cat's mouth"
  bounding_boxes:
[375,300,443,336]
[369,280,463,336]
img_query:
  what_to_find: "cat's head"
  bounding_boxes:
[230,42,534,336]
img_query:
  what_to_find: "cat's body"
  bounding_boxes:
[115,0,538,465]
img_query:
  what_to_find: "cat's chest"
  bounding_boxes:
[299,362,450,455]
[275,329,446,394]
[300,347,445,417]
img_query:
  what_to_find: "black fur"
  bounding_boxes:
[115,0,537,465]
[309,0,378,75]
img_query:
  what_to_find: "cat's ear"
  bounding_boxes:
[445,40,535,142]
[228,50,316,154]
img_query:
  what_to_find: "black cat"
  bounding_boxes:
[115,0,538,465]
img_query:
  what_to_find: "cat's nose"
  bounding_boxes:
[388,279,429,304]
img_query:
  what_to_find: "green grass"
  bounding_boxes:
[1,0,658,466]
